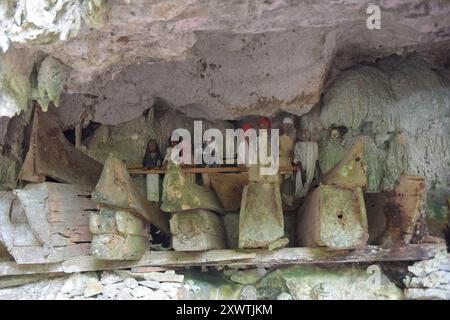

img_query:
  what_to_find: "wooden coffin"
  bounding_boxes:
[0,183,94,264]
[320,137,367,189]
[170,209,227,251]
[19,107,103,189]
[92,155,169,235]
[367,175,426,247]
[161,162,224,214]
[90,209,150,260]
[239,182,284,249]
[296,184,368,249]
[210,173,248,212]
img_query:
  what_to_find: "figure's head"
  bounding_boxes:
[329,125,348,140]
[240,123,254,141]
[257,117,271,130]
[329,128,340,140]
[281,117,294,133]
[170,136,182,147]
[298,129,311,142]
[147,139,158,152]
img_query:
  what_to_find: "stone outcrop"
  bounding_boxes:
[257,264,403,300]
[403,252,450,300]
[1,1,449,120]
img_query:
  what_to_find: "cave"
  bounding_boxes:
[0,1,449,301]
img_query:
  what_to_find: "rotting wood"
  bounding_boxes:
[19,107,103,189]
[59,243,446,273]
[378,175,427,248]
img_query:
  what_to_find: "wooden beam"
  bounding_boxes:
[61,243,445,273]
[62,250,257,273]
[0,260,63,276]
[128,166,298,175]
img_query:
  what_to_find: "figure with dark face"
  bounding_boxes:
[143,139,162,169]
[143,139,163,202]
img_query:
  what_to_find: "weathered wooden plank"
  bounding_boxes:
[12,223,41,247]
[14,182,95,246]
[11,244,91,264]
[62,250,257,273]
[378,175,427,247]
[10,199,27,224]
[0,192,16,251]
[61,243,446,273]
[0,273,64,289]
[0,260,63,276]
[227,243,446,267]
[49,223,92,243]
[19,107,102,189]
[128,166,298,175]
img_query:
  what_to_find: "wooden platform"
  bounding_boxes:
[0,243,444,276]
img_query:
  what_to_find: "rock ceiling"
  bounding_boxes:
[1,0,450,122]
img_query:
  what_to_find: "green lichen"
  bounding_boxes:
[0,50,31,117]
[82,0,108,28]
[36,56,67,111]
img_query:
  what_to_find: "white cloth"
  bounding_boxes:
[146,174,160,202]
[293,141,318,198]
[237,139,257,166]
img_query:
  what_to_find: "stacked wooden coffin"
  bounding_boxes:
[161,162,227,251]
[90,156,169,260]
[0,183,94,264]
[296,138,369,249]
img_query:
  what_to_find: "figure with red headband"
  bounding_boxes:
[237,123,257,166]
[238,116,287,250]
[257,116,271,130]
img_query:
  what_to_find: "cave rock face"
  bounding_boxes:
[0,1,450,119]
[314,56,449,226]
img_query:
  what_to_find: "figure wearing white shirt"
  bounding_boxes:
[293,129,319,198]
